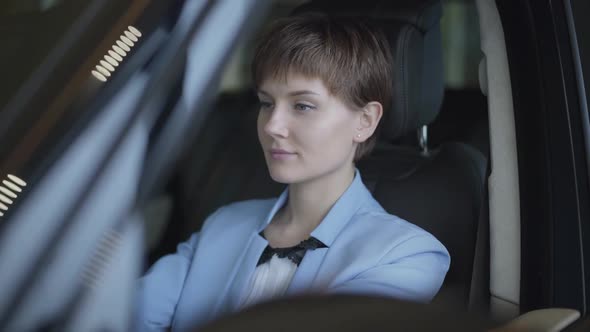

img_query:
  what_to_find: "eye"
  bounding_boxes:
[294,103,315,112]
[258,101,273,110]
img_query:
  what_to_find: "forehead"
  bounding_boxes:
[257,72,330,96]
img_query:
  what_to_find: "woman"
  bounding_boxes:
[136,14,450,332]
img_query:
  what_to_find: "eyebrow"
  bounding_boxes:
[257,89,320,97]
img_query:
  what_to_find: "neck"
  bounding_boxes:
[281,163,356,235]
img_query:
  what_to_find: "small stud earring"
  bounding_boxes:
[357,134,361,138]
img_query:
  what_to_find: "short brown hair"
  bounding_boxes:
[252,14,394,161]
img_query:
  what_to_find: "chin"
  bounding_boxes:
[267,168,298,184]
[265,162,304,184]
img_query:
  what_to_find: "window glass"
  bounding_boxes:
[441,0,482,89]
[219,1,304,93]
[571,0,589,108]
[219,0,483,92]
[0,0,85,109]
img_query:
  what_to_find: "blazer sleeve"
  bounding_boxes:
[328,234,450,303]
[135,232,200,332]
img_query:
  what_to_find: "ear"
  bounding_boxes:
[354,101,383,142]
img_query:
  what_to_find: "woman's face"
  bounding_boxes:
[257,73,359,184]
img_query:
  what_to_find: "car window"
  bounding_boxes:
[0,0,122,221]
[570,0,589,111]
[0,0,176,223]
[0,0,253,329]
[441,0,481,89]
[0,0,69,108]
[218,1,307,94]
[0,0,132,110]
[218,0,483,94]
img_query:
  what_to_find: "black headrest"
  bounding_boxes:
[292,0,444,140]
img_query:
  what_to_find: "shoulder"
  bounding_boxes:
[341,203,449,262]
[327,204,450,290]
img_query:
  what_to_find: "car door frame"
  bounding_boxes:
[497,0,590,317]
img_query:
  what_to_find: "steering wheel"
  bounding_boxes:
[198,294,496,332]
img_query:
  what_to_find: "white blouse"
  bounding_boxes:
[239,254,298,309]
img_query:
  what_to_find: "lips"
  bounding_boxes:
[269,148,297,160]
[270,148,295,155]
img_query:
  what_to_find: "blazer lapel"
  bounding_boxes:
[285,247,329,295]
[225,190,290,312]
[172,194,283,330]
[287,170,370,295]
[226,233,268,311]
[172,224,255,330]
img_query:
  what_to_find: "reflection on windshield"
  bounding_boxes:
[92,25,143,82]
[0,0,90,109]
[0,174,27,217]
[0,0,63,15]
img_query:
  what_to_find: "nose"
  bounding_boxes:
[262,106,289,138]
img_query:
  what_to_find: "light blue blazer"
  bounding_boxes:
[136,171,450,331]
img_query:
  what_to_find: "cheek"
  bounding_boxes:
[301,116,355,154]
[325,127,354,153]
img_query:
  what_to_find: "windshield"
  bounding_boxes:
[0,0,174,223]
[0,0,98,109]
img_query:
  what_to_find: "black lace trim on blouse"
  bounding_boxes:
[257,233,327,266]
